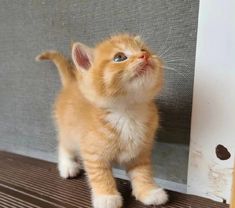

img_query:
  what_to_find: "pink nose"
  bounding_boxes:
[138,52,149,61]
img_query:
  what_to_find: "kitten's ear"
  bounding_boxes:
[72,42,94,71]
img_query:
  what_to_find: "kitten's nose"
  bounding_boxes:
[138,52,149,61]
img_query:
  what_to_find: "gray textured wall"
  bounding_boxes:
[0,0,199,161]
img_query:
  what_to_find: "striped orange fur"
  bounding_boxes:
[36,34,168,208]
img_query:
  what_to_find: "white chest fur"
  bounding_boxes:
[105,105,149,163]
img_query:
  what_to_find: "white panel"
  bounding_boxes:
[188,0,235,202]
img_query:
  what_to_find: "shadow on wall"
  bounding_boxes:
[157,101,192,144]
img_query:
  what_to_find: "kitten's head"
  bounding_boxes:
[72,34,163,107]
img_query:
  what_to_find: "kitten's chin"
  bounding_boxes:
[125,76,158,100]
[129,61,155,82]
[128,67,156,88]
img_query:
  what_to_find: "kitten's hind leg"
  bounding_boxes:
[58,145,81,179]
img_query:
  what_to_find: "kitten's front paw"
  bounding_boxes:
[140,188,168,206]
[93,193,123,208]
[58,160,81,179]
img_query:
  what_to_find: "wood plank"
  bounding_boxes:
[0,151,228,208]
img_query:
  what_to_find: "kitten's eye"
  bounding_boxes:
[141,49,146,52]
[113,52,127,62]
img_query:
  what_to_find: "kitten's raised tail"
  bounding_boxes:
[36,51,75,86]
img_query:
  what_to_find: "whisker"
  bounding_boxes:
[170,64,189,69]
[158,26,172,57]
[138,28,145,41]
[165,62,189,68]
[161,50,184,60]
[164,58,188,63]
[163,66,187,79]
[164,58,189,67]
[159,45,174,59]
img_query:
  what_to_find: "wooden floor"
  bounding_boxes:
[0,151,228,208]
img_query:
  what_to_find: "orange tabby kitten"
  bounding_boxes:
[36,34,168,208]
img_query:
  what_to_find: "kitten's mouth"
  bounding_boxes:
[133,62,153,78]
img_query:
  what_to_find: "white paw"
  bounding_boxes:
[93,194,123,208]
[58,160,81,179]
[141,188,168,205]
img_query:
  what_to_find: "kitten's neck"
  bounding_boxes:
[103,96,152,112]
[78,81,155,111]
